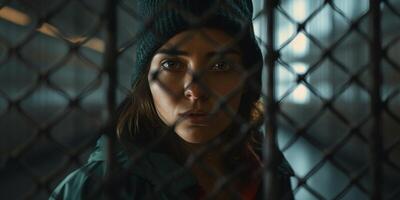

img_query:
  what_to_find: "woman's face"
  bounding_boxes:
[148,28,245,144]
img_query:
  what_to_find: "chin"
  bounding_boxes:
[175,128,220,144]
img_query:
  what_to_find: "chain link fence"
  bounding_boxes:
[0,0,399,199]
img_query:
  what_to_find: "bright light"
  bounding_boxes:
[290,33,309,56]
[277,62,310,104]
[0,7,31,25]
[253,21,260,39]
[292,84,310,104]
[0,6,104,53]
[292,62,308,74]
[291,62,310,104]
[292,0,307,22]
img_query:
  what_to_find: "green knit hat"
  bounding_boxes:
[133,0,263,99]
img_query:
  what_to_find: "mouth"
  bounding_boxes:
[179,111,210,125]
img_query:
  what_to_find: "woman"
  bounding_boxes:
[50,0,294,199]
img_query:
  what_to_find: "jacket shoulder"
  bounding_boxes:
[49,160,157,200]
[49,161,104,200]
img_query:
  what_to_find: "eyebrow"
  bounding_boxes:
[155,48,189,56]
[154,47,241,57]
[205,49,241,58]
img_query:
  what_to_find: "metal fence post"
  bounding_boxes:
[369,0,383,199]
[103,0,118,198]
[263,0,280,199]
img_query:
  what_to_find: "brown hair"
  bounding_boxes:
[116,66,164,145]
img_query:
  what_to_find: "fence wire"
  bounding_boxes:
[0,0,399,199]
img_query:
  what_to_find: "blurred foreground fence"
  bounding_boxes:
[0,0,399,199]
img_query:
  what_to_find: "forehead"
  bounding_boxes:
[160,28,238,51]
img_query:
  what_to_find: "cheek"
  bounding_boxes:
[218,91,242,119]
[207,74,244,97]
[152,71,185,97]
[210,76,244,121]
[148,81,180,125]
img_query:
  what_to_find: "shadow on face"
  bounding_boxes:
[147,28,246,144]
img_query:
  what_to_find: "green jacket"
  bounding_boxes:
[49,136,294,199]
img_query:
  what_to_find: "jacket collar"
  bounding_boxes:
[87,136,198,195]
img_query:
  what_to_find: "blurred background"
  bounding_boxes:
[0,0,399,199]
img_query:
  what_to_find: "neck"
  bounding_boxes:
[183,141,224,169]
[181,141,229,194]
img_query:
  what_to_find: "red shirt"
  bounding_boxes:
[194,146,263,200]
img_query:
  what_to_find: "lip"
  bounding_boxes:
[179,111,210,125]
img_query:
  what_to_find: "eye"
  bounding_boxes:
[160,59,183,71]
[210,61,232,72]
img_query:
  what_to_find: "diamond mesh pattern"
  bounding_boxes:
[0,0,399,199]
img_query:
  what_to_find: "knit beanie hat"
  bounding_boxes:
[133,0,263,100]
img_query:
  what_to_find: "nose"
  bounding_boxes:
[183,72,208,101]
